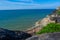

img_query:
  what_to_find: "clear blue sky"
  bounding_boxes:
[0,0,60,10]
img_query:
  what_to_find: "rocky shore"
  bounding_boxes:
[26,7,60,40]
[25,15,55,35]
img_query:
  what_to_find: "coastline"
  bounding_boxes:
[25,15,55,35]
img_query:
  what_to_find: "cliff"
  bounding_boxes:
[26,7,60,35]
[26,15,55,35]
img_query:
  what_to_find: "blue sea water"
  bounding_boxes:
[0,9,54,30]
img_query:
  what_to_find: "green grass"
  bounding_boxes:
[36,23,60,34]
[57,10,60,15]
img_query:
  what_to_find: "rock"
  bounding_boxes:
[0,28,32,40]
[26,32,60,40]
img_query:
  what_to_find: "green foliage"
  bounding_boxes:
[36,23,60,34]
[57,10,60,15]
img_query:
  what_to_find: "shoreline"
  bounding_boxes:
[25,17,47,34]
[25,15,55,35]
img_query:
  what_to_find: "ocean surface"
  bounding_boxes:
[0,9,54,30]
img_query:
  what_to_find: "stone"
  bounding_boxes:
[0,28,32,40]
[26,32,60,40]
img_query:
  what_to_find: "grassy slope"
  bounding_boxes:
[36,23,60,34]
[57,10,60,15]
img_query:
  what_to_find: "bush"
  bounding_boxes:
[36,23,60,34]
[57,10,60,15]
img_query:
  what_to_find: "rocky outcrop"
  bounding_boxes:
[26,32,60,40]
[0,28,32,40]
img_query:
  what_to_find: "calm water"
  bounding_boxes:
[0,9,54,30]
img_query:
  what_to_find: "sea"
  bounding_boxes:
[0,9,55,31]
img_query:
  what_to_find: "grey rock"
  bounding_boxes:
[0,28,32,40]
[26,32,60,40]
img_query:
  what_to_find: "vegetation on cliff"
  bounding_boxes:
[36,23,60,34]
[57,10,60,15]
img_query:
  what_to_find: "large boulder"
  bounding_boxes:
[0,28,32,40]
[26,32,60,40]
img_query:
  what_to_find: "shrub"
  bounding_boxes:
[57,10,60,15]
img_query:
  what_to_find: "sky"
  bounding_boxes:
[0,0,60,10]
